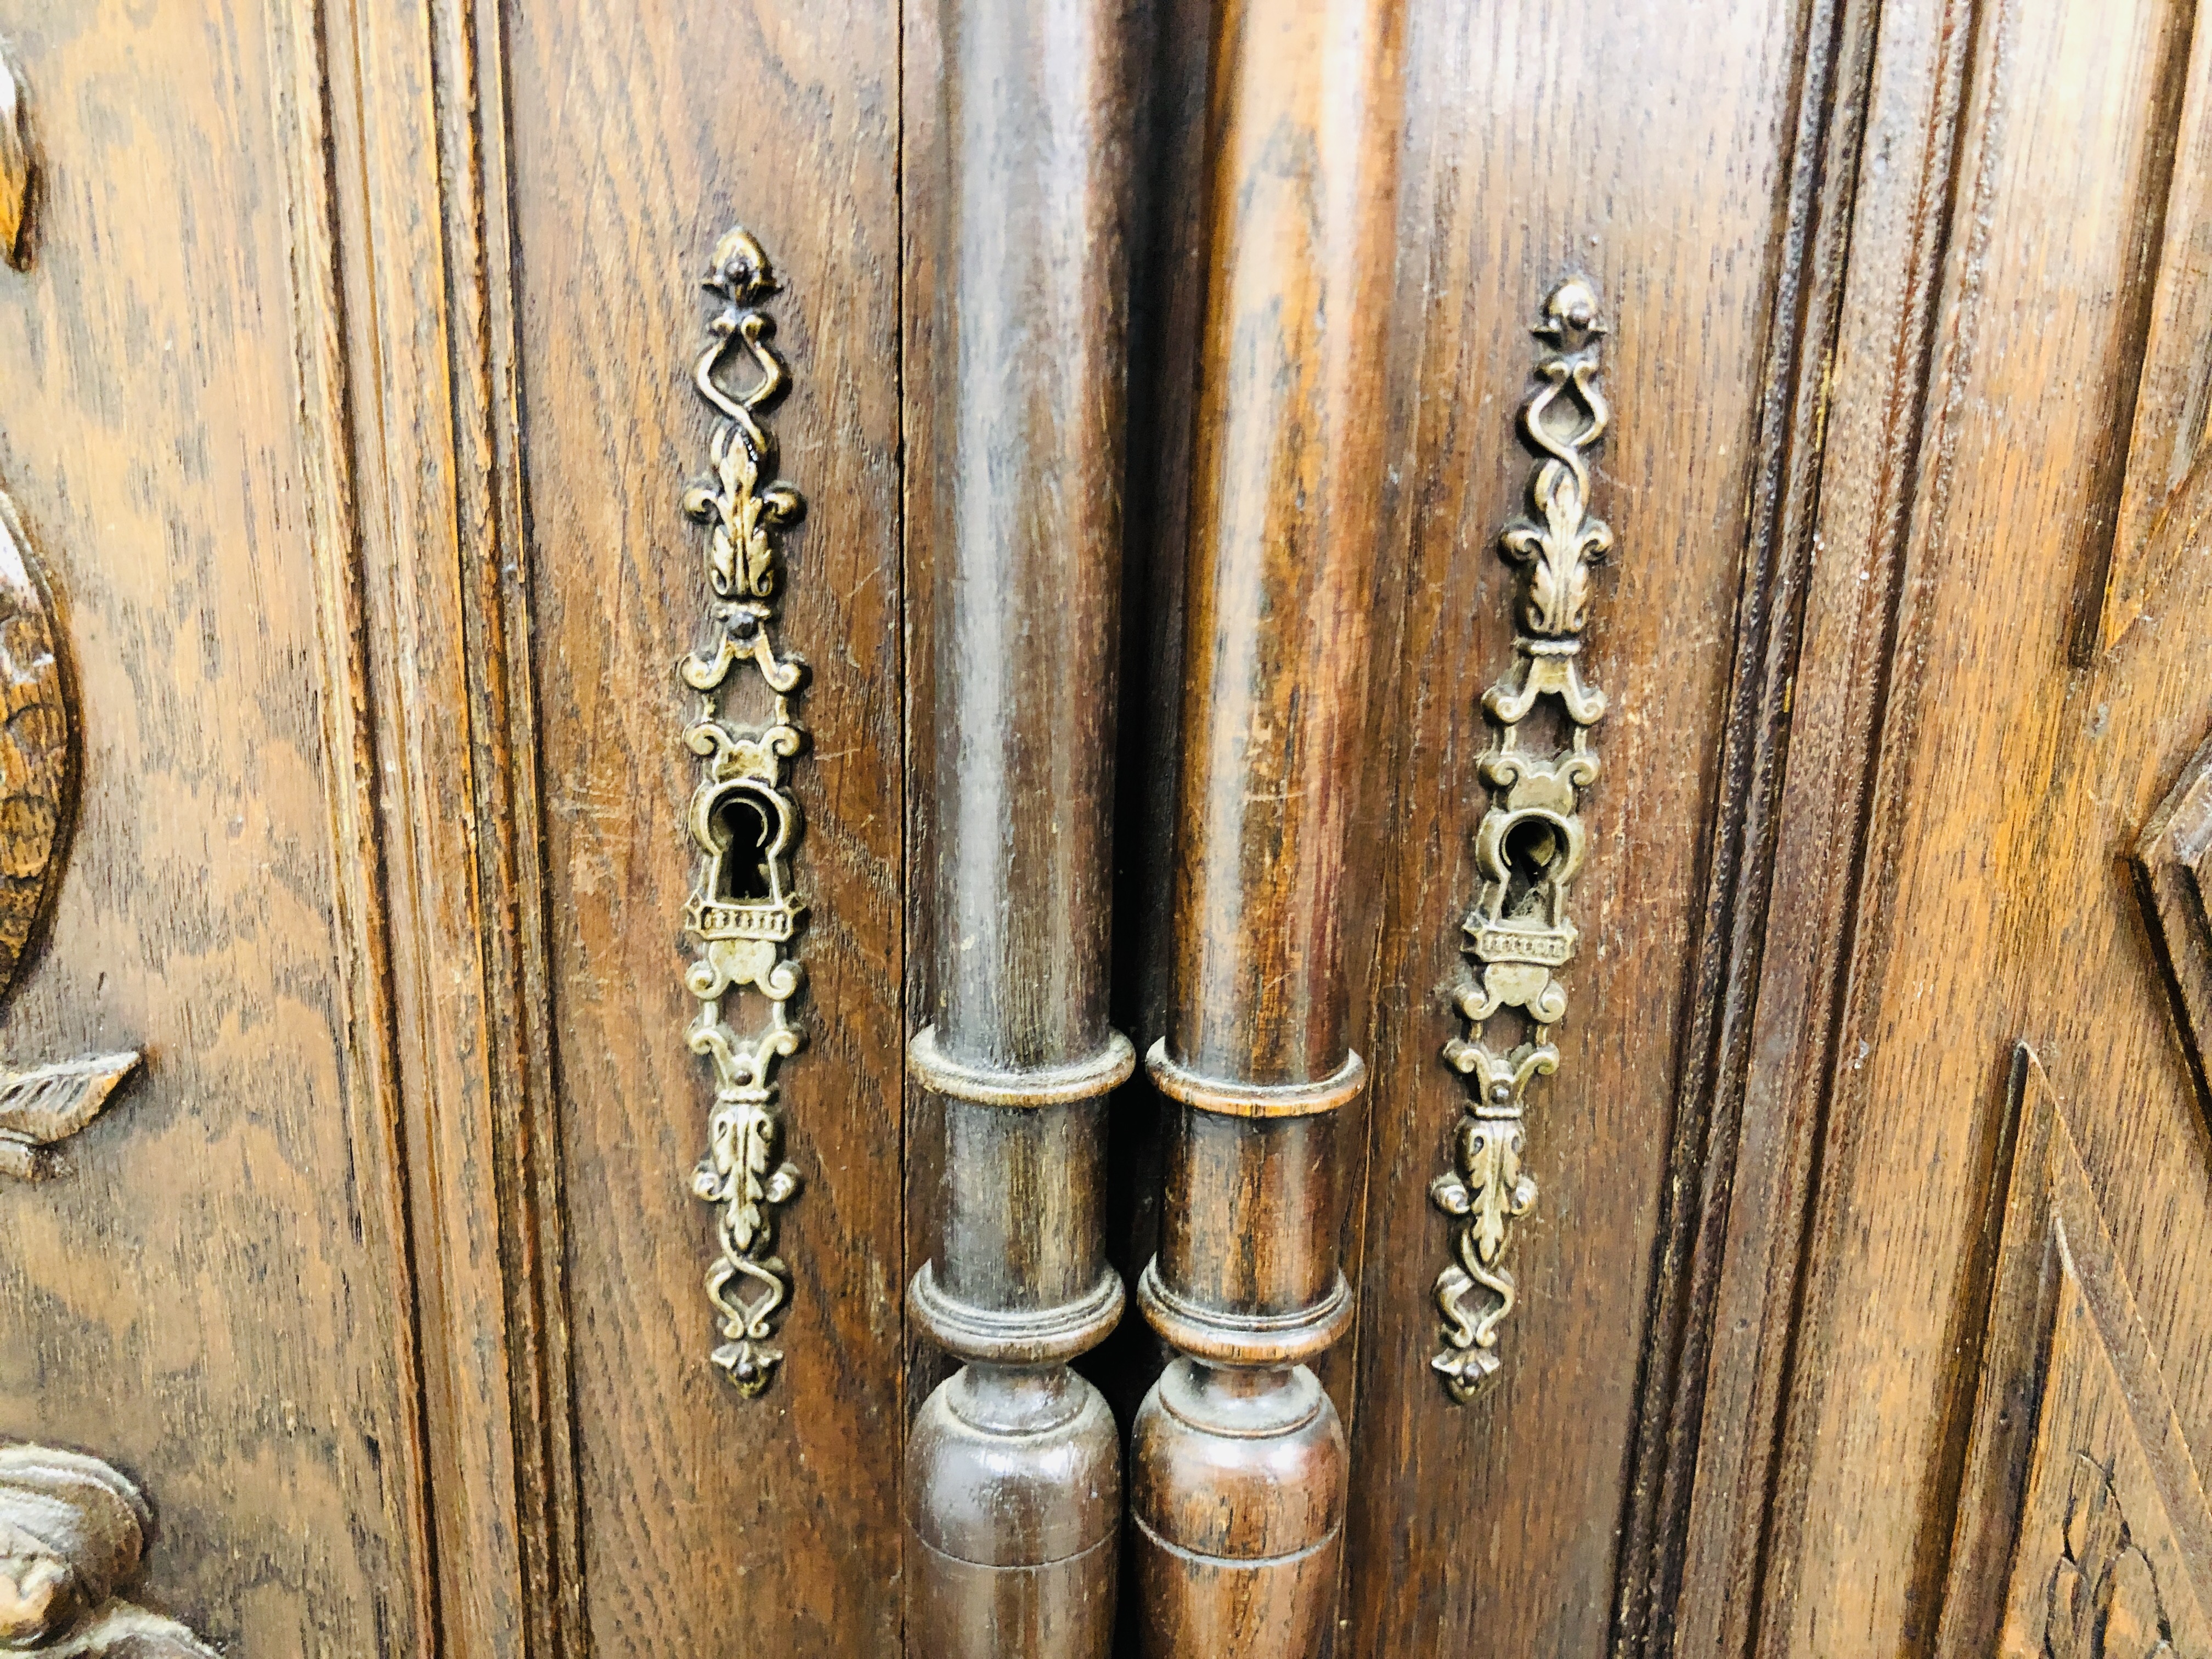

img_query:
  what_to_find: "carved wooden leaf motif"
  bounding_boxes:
[0,487,139,1180]
[2042,1459,2176,1659]
[0,1444,217,1655]
[0,488,69,996]
[1937,1051,2212,1655]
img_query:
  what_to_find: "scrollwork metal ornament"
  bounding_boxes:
[1433,277,1611,1402]
[678,226,809,1397]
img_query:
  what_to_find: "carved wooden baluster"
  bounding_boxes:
[904,0,1136,1651]
[1127,0,1403,1650]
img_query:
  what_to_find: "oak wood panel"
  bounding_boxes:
[0,1,436,1651]
[2133,733,2212,1119]
[1759,0,2212,1646]
[1339,1,1820,1651]
[1612,0,1886,1641]
[504,0,907,1650]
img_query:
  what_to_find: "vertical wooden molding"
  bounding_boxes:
[267,0,442,1645]
[431,2,586,1649]
[1604,0,2019,1645]
[1127,1,1403,1650]
[1748,0,2006,1627]
[305,0,584,1654]
[902,1,1138,1650]
[1604,0,1888,1645]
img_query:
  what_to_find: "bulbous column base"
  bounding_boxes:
[906,1364,1122,1658]
[1128,1358,1347,1656]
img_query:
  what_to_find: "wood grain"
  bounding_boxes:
[0,1442,218,1655]
[1661,0,1987,1640]
[902,31,1138,1638]
[0,46,26,270]
[2095,3,2212,655]
[317,0,585,1647]
[1754,0,2212,1647]
[0,486,73,1003]
[0,2,437,1651]
[1934,1049,2212,1653]
[504,0,908,1651]
[1128,0,1403,1649]
[1338,0,1825,1651]
[2132,731,2212,1120]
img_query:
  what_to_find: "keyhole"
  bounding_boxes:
[1502,817,1559,919]
[713,794,776,903]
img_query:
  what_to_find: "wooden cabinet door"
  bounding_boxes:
[4,1,2211,1656]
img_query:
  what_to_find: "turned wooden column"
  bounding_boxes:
[1129,0,1402,1651]
[905,1,1136,1654]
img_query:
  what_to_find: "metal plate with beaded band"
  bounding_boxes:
[1431,278,1613,1402]
[676,227,812,1398]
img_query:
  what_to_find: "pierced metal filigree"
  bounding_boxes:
[1433,278,1611,1402]
[679,227,809,1397]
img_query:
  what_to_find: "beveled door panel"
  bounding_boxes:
[0,3,439,1651]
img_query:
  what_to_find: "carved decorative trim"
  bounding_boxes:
[2091,4,2212,657]
[1934,1047,2212,1653]
[2131,733,2212,1124]
[678,228,810,1397]
[1432,278,1611,1401]
[2042,1457,2176,1659]
[0,1443,217,1655]
[0,489,140,1182]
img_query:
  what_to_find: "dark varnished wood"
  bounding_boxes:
[506,0,907,1650]
[12,1,2212,1652]
[1332,0,1866,1650]
[1128,0,1402,1650]
[904,0,1139,1652]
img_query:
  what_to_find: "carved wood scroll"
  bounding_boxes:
[1432,278,1611,1400]
[0,1444,217,1655]
[1935,1048,2212,1654]
[0,488,139,1181]
[677,228,810,1397]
